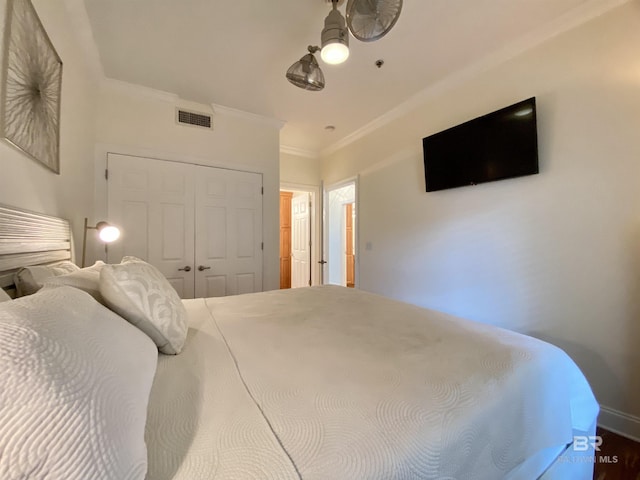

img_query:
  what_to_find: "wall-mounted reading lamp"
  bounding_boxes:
[81,218,120,267]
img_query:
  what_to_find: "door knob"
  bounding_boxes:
[318,260,327,265]
[178,266,192,272]
[198,265,211,271]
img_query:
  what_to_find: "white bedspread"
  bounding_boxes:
[145,298,299,480]
[146,286,598,480]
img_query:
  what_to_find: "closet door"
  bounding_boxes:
[107,154,264,299]
[194,166,263,297]
[106,154,196,298]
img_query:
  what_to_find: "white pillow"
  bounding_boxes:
[0,286,157,480]
[121,255,145,263]
[43,261,106,304]
[0,289,11,302]
[14,260,80,296]
[100,260,188,354]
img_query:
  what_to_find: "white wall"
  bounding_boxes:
[280,151,321,186]
[93,82,282,290]
[321,1,640,436]
[0,0,98,260]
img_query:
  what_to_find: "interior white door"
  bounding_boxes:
[107,154,264,299]
[107,153,196,298]
[194,167,263,297]
[291,192,310,288]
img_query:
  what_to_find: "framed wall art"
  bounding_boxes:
[0,0,62,174]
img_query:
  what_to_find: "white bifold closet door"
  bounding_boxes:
[106,153,263,299]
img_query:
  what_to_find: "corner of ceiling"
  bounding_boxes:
[62,0,287,132]
[62,0,105,81]
[212,104,286,130]
[320,0,632,158]
[101,78,180,103]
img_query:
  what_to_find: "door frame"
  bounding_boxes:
[323,176,359,288]
[280,182,321,286]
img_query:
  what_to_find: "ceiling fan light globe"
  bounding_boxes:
[321,42,349,65]
[321,7,350,65]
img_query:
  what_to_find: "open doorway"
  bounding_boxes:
[346,202,355,288]
[324,180,357,287]
[279,186,319,289]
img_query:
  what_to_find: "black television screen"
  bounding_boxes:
[422,97,539,192]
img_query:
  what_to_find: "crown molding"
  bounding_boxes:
[211,104,285,130]
[62,0,104,80]
[280,145,320,159]
[321,0,631,157]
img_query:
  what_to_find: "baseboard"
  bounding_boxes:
[598,405,640,442]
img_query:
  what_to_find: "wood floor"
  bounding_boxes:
[593,427,640,479]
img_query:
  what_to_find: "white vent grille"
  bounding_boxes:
[176,108,212,129]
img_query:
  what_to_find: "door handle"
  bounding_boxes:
[198,265,211,271]
[318,260,327,265]
[178,266,192,272]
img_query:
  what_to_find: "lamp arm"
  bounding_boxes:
[81,217,89,268]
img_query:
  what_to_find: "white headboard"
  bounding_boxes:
[0,205,73,291]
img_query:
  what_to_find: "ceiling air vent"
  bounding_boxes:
[176,108,212,129]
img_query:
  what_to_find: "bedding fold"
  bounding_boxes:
[144,298,300,480]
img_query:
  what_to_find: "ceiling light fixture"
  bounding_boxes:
[321,0,349,65]
[286,0,403,91]
[286,46,325,91]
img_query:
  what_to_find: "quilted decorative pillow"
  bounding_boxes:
[100,259,188,354]
[0,289,11,302]
[43,261,106,304]
[14,260,80,296]
[0,286,157,480]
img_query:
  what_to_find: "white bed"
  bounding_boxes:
[147,286,599,480]
[0,205,599,480]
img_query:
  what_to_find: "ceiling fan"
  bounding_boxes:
[347,0,403,42]
[286,0,403,92]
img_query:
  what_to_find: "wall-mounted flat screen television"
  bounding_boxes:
[422,97,539,192]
